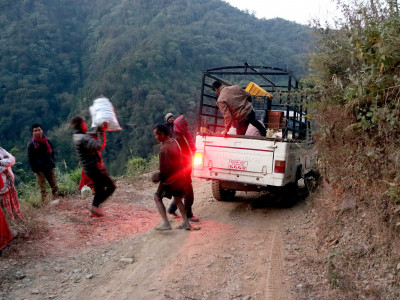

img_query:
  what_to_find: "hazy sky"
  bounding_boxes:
[224,0,341,25]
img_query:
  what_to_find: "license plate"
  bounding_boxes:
[228,159,248,171]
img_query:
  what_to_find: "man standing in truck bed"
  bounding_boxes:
[212,81,266,137]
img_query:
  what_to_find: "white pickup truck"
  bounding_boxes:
[192,64,317,205]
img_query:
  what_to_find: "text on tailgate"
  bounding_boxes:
[229,160,248,171]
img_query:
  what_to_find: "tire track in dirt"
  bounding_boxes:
[265,227,292,300]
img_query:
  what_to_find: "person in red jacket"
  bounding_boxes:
[153,124,191,231]
[167,115,198,222]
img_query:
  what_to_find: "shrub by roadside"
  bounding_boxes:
[126,155,158,177]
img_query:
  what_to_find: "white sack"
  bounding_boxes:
[245,124,262,136]
[246,121,265,136]
[227,127,237,135]
[89,97,122,131]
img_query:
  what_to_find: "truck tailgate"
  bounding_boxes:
[194,136,276,180]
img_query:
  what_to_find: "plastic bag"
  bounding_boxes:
[81,185,92,198]
[89,97,122,131]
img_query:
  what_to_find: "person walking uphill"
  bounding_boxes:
[71,116,116,217]
[28,124,58,203]
[167,115,199,222]
[152,124,191,231]
[212,81,266,137]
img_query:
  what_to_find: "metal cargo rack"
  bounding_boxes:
[197,63,310,140]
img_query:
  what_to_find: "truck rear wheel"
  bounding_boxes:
[211,180,236,201]
[281,181,299,207]
[304,170,320,195]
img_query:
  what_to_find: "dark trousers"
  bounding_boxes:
[236,110,266,136]
[168,178,194,218]
[86,168,116,208]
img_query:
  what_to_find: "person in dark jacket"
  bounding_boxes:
[164,113,174,137]
[28,124,58,203]
[167,115,199,222]
[153,124,191,231]
[70,116,116,217]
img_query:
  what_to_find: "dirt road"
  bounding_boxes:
[0,176,320,300]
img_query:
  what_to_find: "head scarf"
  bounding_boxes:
[173,115,188,135]
[174,115,196,153]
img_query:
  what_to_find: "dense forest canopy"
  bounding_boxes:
[0,0,313,179]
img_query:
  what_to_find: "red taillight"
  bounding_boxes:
[193,153,203,166]
[274,160,286,173]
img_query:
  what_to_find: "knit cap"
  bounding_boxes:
[164,113,174,122]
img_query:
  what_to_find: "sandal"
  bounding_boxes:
[176,222,192,230]
[189,216,199,222]
[155,224,172,231]
[90,213,103,218]
[90,206,104,217]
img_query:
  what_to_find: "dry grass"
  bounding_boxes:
[7,200,50,240]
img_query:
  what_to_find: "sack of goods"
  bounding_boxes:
[89,97,122,131]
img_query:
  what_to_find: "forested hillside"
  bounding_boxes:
[0,0,313,177]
